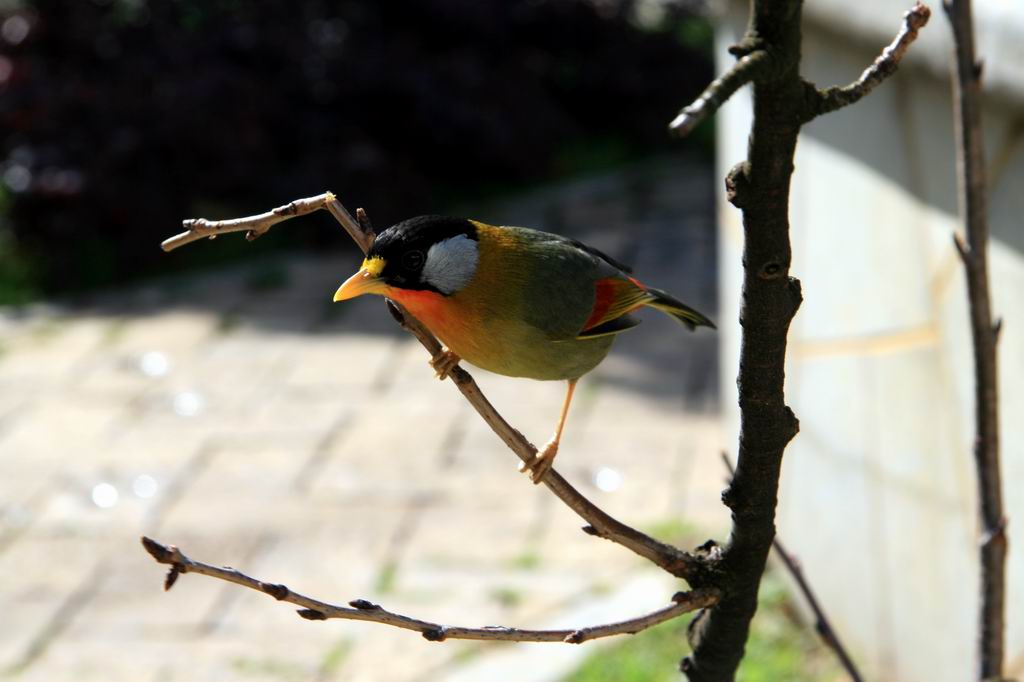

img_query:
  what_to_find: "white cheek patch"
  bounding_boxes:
[422,234,479,294]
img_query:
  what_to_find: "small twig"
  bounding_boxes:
[807,3,931,120]
[668,51,770,137]
[141,537,718,643]
[161,197,705,583]
[944,0,1007,678]
[720,453,864,682]
[161,192,373,253]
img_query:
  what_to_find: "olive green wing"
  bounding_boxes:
[497,226,644,341]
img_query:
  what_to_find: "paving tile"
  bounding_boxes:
[0,535,110,670]
[0,316,110,385]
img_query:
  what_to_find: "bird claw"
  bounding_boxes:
[430,349,461,380]
[519,440,558,484]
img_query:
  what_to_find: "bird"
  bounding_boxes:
[333,215,714,483]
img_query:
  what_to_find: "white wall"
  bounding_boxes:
[715,4,1024,680]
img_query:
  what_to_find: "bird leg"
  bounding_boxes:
[430,348,461,380]
[520,379,578,484]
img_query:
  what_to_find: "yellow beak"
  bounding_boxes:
[333,262,389,301]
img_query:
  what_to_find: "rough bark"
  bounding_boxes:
[680,4,805,678]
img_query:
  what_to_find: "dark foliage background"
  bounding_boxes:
[0,0,711,302]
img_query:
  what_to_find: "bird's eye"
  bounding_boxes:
[402,250,425,271]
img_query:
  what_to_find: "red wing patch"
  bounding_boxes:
[582,277,651,332]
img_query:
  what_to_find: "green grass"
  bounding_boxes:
[641,518,702,547]
[29,318,67,344]
[451,643,484,665]
[101,319,128,346]
[216,312,242,335]
[563,618,689,682]
[317,638,354,678]
[674,18,714,54]
[507,549,542,571]
[231,656,307,680]
[562,572,843,682]
[0,201,40,305]
[373,559,398,595]
[489,586,525,609]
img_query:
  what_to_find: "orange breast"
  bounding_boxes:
[387,288,448,326]
[386,287,482,355]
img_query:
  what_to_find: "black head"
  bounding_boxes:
[367,215,479,293]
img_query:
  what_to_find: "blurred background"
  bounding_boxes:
[3,0,1021,681]
[0,0,714,303]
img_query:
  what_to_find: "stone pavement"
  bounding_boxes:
[0,155,728,682]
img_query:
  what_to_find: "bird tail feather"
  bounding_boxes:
[643,287,715,331]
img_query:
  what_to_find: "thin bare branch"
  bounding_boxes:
[161,192,373,253]
[806,3,931,120]
[158,198,705,583]
[668,51,770,138]
[325,194,374,253]
[720,454,863,682]
[141,537,719,643]
[944,0,1006,677]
